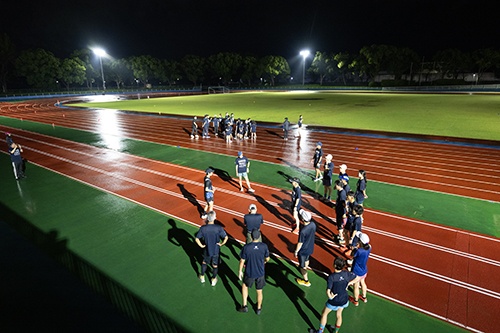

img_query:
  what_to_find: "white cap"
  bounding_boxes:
[359,233,370,244]
[326,154,333,160]
[299,209,311,222]
[339,164,347,171]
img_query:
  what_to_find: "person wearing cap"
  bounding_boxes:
[195,211,228,287]
[340,174,350,194]
[312,142,323,182]
[238,118,245,140]
[201,168,216,219]
[9,142,26,180]
[297,115,303,137]
[202,114,211,138]
[334,179,347,245]
[235,151,255,193]
[349,233,371,306]
[251,120,257,139]
[291,177,302,234]
[244,204,263,244]
[347,205,363,250]
[338,164,348,180]
[283,117,290,140]
[309,256,361,333]
[238,228,270,315]
[212,114,220,136]
[295,209,316,287]
[355,170,368,206]
[225,117,233,143]
[323,154,334,201]
[190,116,199,138]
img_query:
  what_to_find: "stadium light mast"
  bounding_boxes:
[300,50,310,86]
[93,48,107,91]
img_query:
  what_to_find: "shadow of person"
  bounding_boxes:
[276,158,311,178]
[210,167,240,188]
[233,218,246,240]
[182,127,191,136]
[277,171,320,199]
[217,239,245,309]
[167,219,199,274]
[177,184,204,216]
[254,194,291,226]
[265,129,283,139]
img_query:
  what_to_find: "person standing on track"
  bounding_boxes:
[190,116,199,138]
[283,117,290,140]
[235,151,255,193]
[238,228,270,315]
[349,233,371,306]
[347,205,363,250]
[9,142,25,180]
[201,168,216,219]
[312,142,323,182]
[244,204,263,244]
[309,256,361,333]
[225,119,233,143]
[202,114,211,138]
[251,120,257,139]
[295,209,316,287]
[195,211,228,287]
[297,115,303,137]
[323,154,334,201]
[213,114,220,137]
[355,170,368,206]
[291,177,302,234]
[334,180,347,245]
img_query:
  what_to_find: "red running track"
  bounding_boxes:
[2,125,500,332]
[1,96,499,202]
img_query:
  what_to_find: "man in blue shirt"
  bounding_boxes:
[190,116,198,139]
[212,114,220,136]
[202,114,211,138]
[235,151,255,193]
[201,168,215,219]
[291,177,302,235]
[312,142,323,182]
[195,211,228,286]
[295,209,316,287]
[334,180,347,245]
[309,257,361,333]
[238,229,270,315]
[323,154,334,201]
[9,142,25,180]
[244,204,263,244]
[283,117,290,140]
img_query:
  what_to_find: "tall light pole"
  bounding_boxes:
[300,50,310,86]
[93,48,106,91]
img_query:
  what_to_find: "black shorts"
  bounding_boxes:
[292,201,301,212]
[243,275,266,290]
[298,254,310,268]
[323,176,332,186]
[203,252,220,266]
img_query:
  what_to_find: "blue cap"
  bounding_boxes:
[317,142,322,146]
[238,151,242,156]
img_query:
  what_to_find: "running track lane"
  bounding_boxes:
[4,128,500,332]
[1,98,499,202]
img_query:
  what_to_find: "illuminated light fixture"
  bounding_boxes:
[93,48,107,90]
[300,50,310,86]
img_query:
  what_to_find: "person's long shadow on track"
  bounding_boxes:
[167,219,199,275]
[277,158,311,178]
[254,194,292,226]
[182,128,192,136]
[177,184,204,216]
[264,234,321,328]
[266,129,284,139]
[210,167,240,189]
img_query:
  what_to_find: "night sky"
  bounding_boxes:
[2,0,499,63]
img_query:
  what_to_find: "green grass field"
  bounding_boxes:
[70,92,500,141]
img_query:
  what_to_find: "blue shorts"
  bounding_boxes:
[205,194,214,203]
[325,300,349,311]
[298,255,310,268]
[203,253,220,266]
[237,172,248,178]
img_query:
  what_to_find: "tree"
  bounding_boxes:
[0,33,16,93]
[108,59,133,89]
[127,55,159,87]
[433,49,472,80]
[181,55,205,86]
[308,51,335,86]
[261,55,290,86]
[240,55,259,86]
[70,49,97,90]
[208,52,242,85]
[472,48,500,82]
[152,59,182,86]
[58,58,86,90]
[15,48,59,89]
[334,52,352,85]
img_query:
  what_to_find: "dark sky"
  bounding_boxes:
[2,0,499,63]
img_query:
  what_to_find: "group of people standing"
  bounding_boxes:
[194,139,372,332]
[190,113,257,142]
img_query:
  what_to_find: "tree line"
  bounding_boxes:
[1,33,500,92]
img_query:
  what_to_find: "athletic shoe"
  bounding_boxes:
[206,136,210,138]
[256,307,262,315]
[190,135,194,138]
[240,188,244,192]
[314,177,319,182]
[347,259,353,265]
[292,228,300,235]
[339,238,346,245]
[349,295,359,306]
[211,277,218,286]
[248,188,255,192]
[201,214,207,219]
[327,196,331,201]
[308,329,318,333]
[198,275,205,283]
[296,278,311,287]
[318,176,323,180]
[238,305,249,313]
[359,295,367,303]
